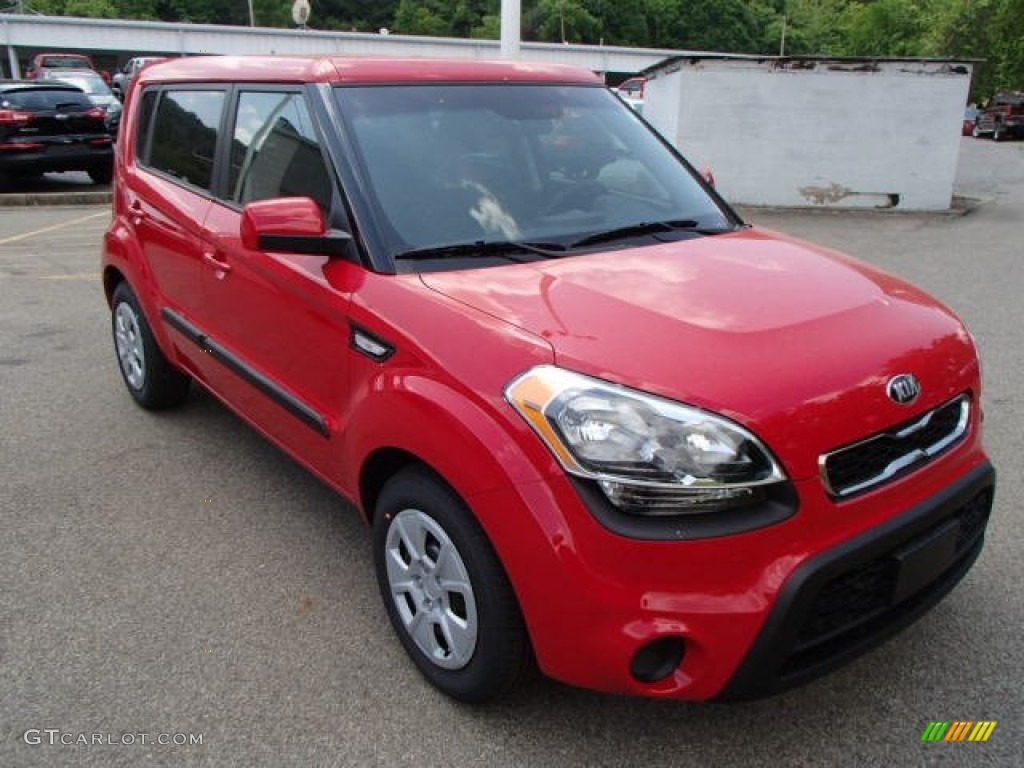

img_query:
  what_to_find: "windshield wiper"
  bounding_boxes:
[395,239,568,263]
[569,219,731,249]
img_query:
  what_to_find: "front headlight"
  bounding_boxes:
[505,365,786,515]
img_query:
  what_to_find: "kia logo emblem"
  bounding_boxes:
[887,374,921,405]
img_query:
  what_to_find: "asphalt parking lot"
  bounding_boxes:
[2,137,1022,767]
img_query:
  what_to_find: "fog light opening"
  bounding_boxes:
[630,637,686,683]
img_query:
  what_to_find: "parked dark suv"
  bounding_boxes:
[0,81,114,184]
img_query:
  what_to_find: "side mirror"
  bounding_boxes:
[240,197,352,257]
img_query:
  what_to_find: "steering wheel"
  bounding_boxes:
[541,181,607,216]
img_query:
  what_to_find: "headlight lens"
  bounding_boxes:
[505,366,786,515]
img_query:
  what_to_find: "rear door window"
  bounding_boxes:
[147,89,225,192]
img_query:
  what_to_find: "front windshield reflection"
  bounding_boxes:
[334,84,733,269]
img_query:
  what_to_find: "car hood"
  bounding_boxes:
[419,227,979,479]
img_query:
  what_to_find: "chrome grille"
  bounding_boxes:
[821,395,970,498]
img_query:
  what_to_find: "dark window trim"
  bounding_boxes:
[134,87,159,165]
[316,81,397,273]
[306,82,369,265]
[208,82,239,201]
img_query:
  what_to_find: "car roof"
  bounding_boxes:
[137,55,602,87]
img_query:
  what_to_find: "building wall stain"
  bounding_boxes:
[799,184,901,208]
[799,183,856,205]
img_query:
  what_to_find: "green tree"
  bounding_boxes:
[393,0,449,35]
[588,0,649,47]
[63,0,118,16]
[837,0,929,57]
[747,0,787,55]
[922,0,999,97]
[530,0,600,43]
[780,0,848,55]
[318,0,398,32]
[470,13,501,38]
[21,0,1024,95]
[645,0,759,52]
[992,0,1024,91]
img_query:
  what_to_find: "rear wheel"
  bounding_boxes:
[373,465,530,703]
[993,127,1006,142]
[972,124,982,139]
[111,282,190,410]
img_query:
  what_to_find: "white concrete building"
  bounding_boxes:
[642,56,974,211]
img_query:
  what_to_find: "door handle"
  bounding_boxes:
[202,250,232,275]
[128,200,146,225]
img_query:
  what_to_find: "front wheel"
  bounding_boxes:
[373,465,531,703]
[111,282,190,409]
[89,165,113,185]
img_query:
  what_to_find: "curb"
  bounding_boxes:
[737,195,986,218]
[0,191,113,207]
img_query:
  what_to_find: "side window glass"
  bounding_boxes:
[135,89,157,163]
[228,91,332,213]
[148,90,225,191]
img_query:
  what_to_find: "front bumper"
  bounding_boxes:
[719,460,994,700]
[474,451,993,700]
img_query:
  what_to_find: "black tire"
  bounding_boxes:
[993,127,1005,142]
[110,282,190,410]
[972,124,982,139]
[89,165,113,185]
[373,465,531,703]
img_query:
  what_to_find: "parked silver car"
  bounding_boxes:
[111,56,166,101]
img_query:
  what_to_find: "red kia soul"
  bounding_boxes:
[103,56,994,703]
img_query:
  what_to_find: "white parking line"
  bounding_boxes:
[0,211,109,247]
[0,273,100,280]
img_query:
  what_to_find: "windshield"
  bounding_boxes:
[333,84,735,270]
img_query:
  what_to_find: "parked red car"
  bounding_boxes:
[962,107,980,136]
[973,93,1024,141]
[103,56,994,703]
[614,75,646,112]
[25,52,110,84]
